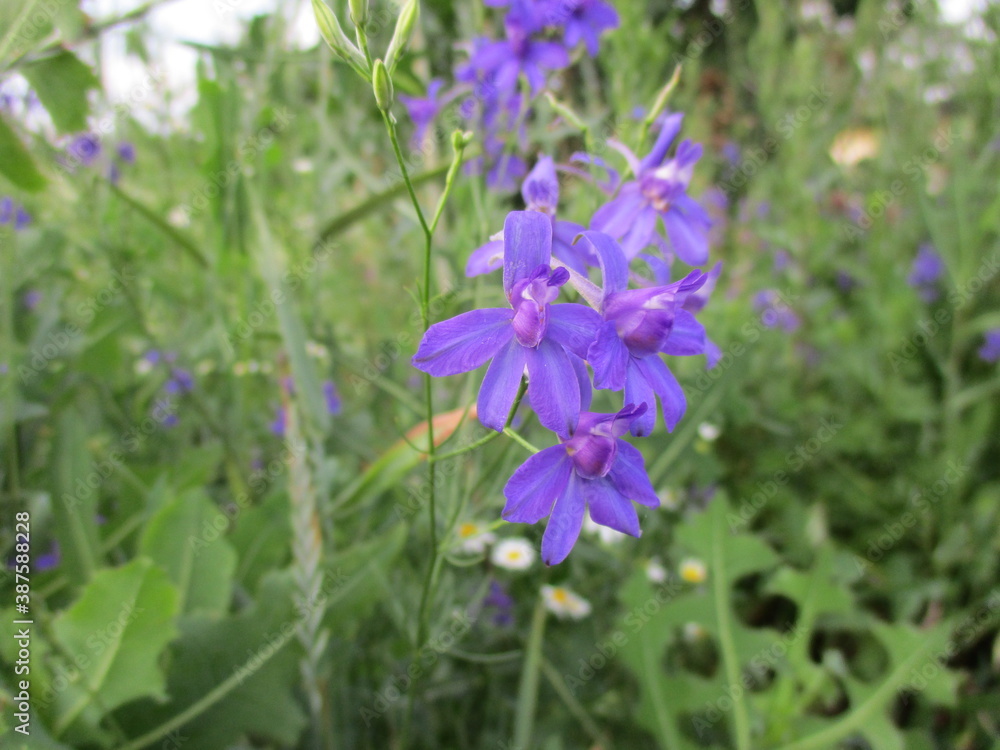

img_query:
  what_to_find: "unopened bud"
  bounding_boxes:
[385,0,420,71]
[312,0,366,70]
[373,59,394,111]
[645,64,682,127]
[349,0,369,28]
[451,130,473,151]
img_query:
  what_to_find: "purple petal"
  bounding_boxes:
[522,155,559,212]
[478,338,529,432]
[504,211,553,300]
[552,220,594,273]
[542,472,587,565]
[569,354,593,412]
[663,199,710,266]
[525,337,580,438]
[661,309,705,356]
[547,303,602,359]
[624,359,656,437]
[577,230,629,298]
[608,440,659,507]
[591,186,644,239]
[620,205,658,258]
[413,308,514,376]
[466,239,505,276]
[568,152,620,192]
[705,338,722,368]
[583,476,640,536]
[634,355,686,431]
[588,321,629,391]
[503,445,572,523]
[529,41,570,71]
[640,112,685,171]
[606,139,642,178]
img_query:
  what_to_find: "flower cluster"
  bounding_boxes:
[399,0,618,188]
[413,113,719,564]
[0,196,31,231]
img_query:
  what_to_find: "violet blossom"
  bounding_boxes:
[979,329,1000,363]
[502,403,659,564]
[413,211,600,437]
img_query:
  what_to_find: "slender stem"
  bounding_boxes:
[504,427,541,455]
[431,378,527,464]
[513,594,548,749]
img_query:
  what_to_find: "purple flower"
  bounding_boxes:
[583,231,707,436]
[483,580,516,626]
[117,142,136,164]
[459,17,569,98]
[323,380,342,415]
[68,133,101,166]
[0,198,30,230]
[36,542,60,571]
[14,206,30,230]
[558,0,619,56]
[165,368,194,394]
[144,349,162,365]
[907,244,945,302]
[270,406,287,437]
[0,197,11,223]
[22,290,41,311]
[398,80,448,145]
[467,156,595,276]
[979,329,1000,363]
[414,211,601,437]
[591,112,712,265]
[502,404,659,564]
[753,289,800,331]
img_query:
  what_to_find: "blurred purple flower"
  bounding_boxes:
[483,580,516,626]
[323,380,342,415]
[398,80,449,145]
[0,196,11,223]
[22,290,41,311]
[502,404,659,564]
[559,0,619,56]
[68,133,101,166]
[117,142,136,163]
[459,17,568,98]
[978,329,1000,363]
[591,112,711,265]
[270,406,286,437]
[36,542,60,571]
[907,244,944,302]
[414,211,600,437]
[165,368,194,394]
[753,289,800,331]
[14,206,30,230]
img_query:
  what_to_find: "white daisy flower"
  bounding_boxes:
[582,510,626,544]
[645,557,668,584]
[541,585,592,620]
[679,557,708,584]
[697,422,721,441]
[454,521,496,555]
[491,538,536,571]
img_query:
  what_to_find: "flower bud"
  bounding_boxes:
[312,0,366,70]
[349,0,369,28]
[451,130,473,151]
[385,0,420,71]
[373,59,394,112]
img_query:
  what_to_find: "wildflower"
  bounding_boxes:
[459,15,568,98]
[36,542,60,571]
[658,487,680,511]
[583,230,707,435]
[165,368,194,394]
[0,198,31,231]
[483,580,515,626]
[413,211,600,437]
[591,112,712,265]
[645,557,668,584]
[323,380,342,414]
[491,537,536,570]
[557,0,619,57]
[117,142,136,163]
[455,521,497,554]
[979,329,1000,363]
[270,406,287,437]
[467,156,595,276]
[502,404,659,564]
[907,244,945,302]
[22,290,41,311]
[68,133,101,166]
[541,584,591,619]
[697,422,720,441]
[398,79,451,145]
[753,289,800,331]
[679,557,707,584]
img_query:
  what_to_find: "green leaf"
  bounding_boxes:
[52,408,101,585]
[117,573,306,750]
[139,490,237,617]
[21,50,99,134]
[50,559,180,735]
[0,114,46,192]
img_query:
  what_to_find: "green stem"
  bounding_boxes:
[118,626,297,750]
[431,378,528,464]
[503,427,541,455]
[712,506,752,750]
[513,594,548,749]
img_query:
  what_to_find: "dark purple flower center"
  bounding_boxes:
[604,288,677,356]
[564,422,617,479]
[510,264,569,347]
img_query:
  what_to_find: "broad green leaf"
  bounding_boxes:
[0,114,46,192]
[50,559,179,735]
[139,490,237,617]
[21,50,99,134]
[116,573,306,750]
